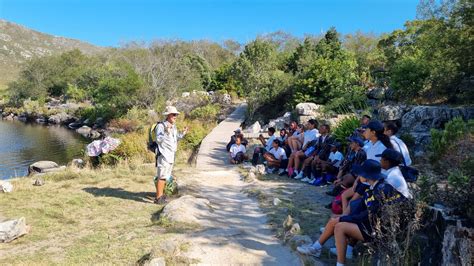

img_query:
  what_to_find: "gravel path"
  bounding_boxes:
[184,103,301,265]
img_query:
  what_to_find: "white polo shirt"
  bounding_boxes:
[230,144,246,158]
[303,128,320,147]
[265,135,277,151]
[268,147,287,160]
[328,151,344,168]
[383,166,412,199]
[364,140,387,162]
[391,136,412,166]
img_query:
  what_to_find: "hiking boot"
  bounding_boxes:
[330,247,353,259]
[296,245,321,257]
[153,196,168,205]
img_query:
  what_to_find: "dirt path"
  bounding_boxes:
[182,103,301,265]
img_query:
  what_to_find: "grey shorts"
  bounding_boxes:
[156,156,173,181]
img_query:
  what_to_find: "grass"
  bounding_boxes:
[0,162,193,265]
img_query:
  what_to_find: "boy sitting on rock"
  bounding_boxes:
[229,136,248,164]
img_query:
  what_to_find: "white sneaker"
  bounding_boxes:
[329,247,353,259]
[294,172,304,180]
[296,245,321,257]
[278,168,285,175]
[301,177,311,182]
[306,178,315,183]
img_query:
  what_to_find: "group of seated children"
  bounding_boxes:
[227,115,415,265]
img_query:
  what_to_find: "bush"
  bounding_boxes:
[108,118,140,133]
[429,117,473,162]
[332,116,360,144]
[189,104,221,120]
[323,86,368,114]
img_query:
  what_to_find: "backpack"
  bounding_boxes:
[147,121,164,155]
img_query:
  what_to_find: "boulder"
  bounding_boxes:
[222,93,232,104]
[33,178,45,186]
[295,103,322,116]
[442,221,473,266]
[297,115,315,124]
[71,158,85,168]
[283,215,294,231]
[367,87,389,100]
[28,161,65,175]
[264,112,292,131]
[160,195,211,226]
[48,112,72,124]
[0,217,28,243]
[273,198,282,206]
[89,130,101,139]
[77,126,92,137]
[35,116,48,124]
[181,92,190,98]
[0,181,13,193]
[246,171,256,182]
[256,164,266,175]
[246,121,261,133]
[378,104,409,121]
[145,257,166,266]
[401,106,474,133]
[68,121,83,129]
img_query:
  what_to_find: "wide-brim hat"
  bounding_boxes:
[352,159,385,180]
[163,106,180,116]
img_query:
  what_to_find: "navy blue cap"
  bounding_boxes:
[367,121,384,132]
[352,159,385,180]
[376,148,402,163]
[330,142,341,149]
[346,136,365,147]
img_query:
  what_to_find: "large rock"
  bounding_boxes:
[263,112,292,131]
[295,103,322,116]
[245,121,261,133]
[297,115,315,124]
[48,112,73,124]
[367,87,389,100]
[28,161,65,175]
[0,217,28,243]
[160,195,211,226]
[442,221,473,266]
[76,126,92,137]
[401,106,474,133]
[378,104,410,121]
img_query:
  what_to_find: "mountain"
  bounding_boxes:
[0,19,106,90]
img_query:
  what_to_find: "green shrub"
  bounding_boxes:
[324,86,368,114]
[447,169,470,190]
[332,116,360,144]
[429,117,473,162]
[417,175,438,204]
[189,104,221,120]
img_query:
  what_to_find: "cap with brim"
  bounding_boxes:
[346,136,365,147]
[351,159,385,180]
[162,106,180,115]
[367,121,384,132]
[375,148,402,163]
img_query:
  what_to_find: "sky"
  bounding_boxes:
[0,0,419,47]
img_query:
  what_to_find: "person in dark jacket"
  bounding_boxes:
[296,160,405,262]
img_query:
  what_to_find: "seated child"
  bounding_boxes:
[309,142,344,186]
[263,139,288,174]
[252,127,277,165]
[229,136,248,164]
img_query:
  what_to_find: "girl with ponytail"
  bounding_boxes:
[362,120,392,162]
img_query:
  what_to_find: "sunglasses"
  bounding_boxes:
[171,113,178,117]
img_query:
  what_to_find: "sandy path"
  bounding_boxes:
[183,103,300,265]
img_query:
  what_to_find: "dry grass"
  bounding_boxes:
[0,163,191,265]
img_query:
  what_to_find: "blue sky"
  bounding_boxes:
[0,0,419,47]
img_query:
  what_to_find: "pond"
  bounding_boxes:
[0,120,88,179]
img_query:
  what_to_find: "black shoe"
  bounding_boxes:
[153,196,168,205]
[324,202,332,209]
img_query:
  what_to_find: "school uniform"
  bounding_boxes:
[390,136,412,166]
[363,140,387,162]
[268,146,288,169]
[230,144,246,163]
[383,166,412,199]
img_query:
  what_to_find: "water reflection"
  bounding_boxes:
[0,120,88,179]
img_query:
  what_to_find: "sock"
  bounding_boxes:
[347,245,353,253]
[311,241,322,249]
[336,263,345,266]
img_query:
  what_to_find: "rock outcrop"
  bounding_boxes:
[160,195,211,226]
[0,217,28,243]
[28,161,65,175]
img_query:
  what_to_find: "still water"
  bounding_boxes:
[0,120,88,179]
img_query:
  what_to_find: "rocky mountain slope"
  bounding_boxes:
[0,19,105,89]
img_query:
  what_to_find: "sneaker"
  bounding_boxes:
[294,172,304,180]
[310,177,325,186]
[306,178,316,183]
[153,196,168,205]
[329,247,353,259]
[266,167,274,174]
[301,177,311,182]
[296,245,321,257]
